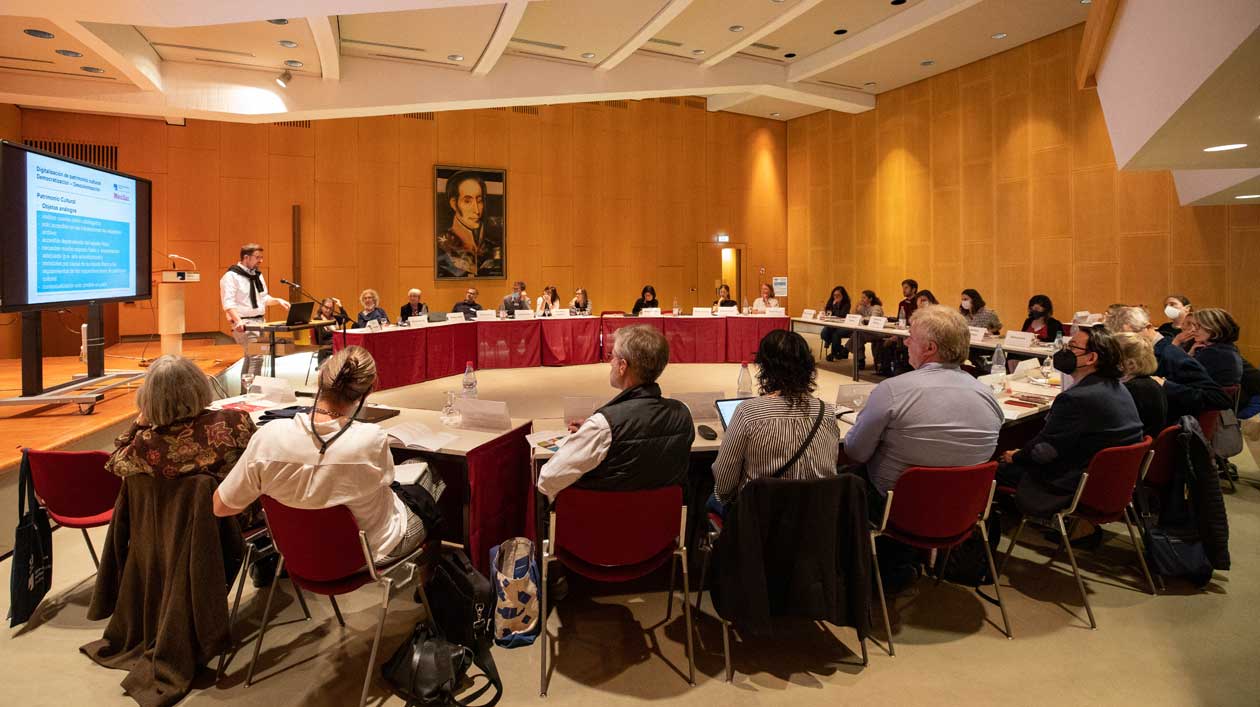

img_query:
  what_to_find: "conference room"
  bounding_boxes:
[1,1,1257,706]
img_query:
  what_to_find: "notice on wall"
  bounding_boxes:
[772,276,788,299]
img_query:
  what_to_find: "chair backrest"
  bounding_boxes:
[554,486,681,567]
[1143,425,1181,487]
[25,449,119,518]
[886,462,998,543]
[1076,437,1152,516]
[261,496,367,582]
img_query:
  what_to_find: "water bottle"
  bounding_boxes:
[742,296,750,315]
[990,344,1006,377]
[1041,355,1054,379]
[672,297,680,316]
[898,314,907,329]
[1053,330,1064,351]
[736,361,754,398]
[461,361,478,398]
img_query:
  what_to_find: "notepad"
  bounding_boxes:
[387,422,459,452]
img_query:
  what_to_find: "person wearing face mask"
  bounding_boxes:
[1106,306,1230,422]
[1158,295,1191,339]
[960,288,1001,335]
[536,325,694,500]
[997,326,1143,517]
[501,280,531,316]
[1020,294,1064,343]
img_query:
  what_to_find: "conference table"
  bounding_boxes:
[334,314,791,390]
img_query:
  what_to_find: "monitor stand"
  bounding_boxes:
[0,301,144,415]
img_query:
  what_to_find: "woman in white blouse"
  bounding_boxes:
[752,282,780,313]
[536,285,560,316]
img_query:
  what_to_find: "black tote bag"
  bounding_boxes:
[8,450,53,627]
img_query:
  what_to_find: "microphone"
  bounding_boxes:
[280,278,301,288]
[167,253,197,270]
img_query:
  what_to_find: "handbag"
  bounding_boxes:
[8,450,54,627]
[1212,409,1243,458]
[489,538,540,648]
[381,621,476,705]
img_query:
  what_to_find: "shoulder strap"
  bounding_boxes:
[18,449,31,517]
[771,400,827,479]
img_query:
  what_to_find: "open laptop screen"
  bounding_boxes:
[715,398,748,430]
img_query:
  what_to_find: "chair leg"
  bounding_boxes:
[666,553,678,622]
[935,547,953,585]
[414,573,440,634]
[291,578,312,620]
[1055,514,1096,630]
[1123,506,1158,596]
[81,528,100,569]
[860,636,869,667]
[721,619,732,682]
[694,540,711,612]
[977,521,1013,640]
[246,556,285,687]
[1046,517,1080,567]
[539,556,550,697]
[359,579,393,707]
[999,517,1028,576]
[868,533,894,657]
[680,549,696,687]
[330,595,346,627]
[217,543,256,679]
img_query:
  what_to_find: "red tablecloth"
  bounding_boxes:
[477,319,542,369]
[332,326,426,390]
[426,321,478,379]
[541,317,600,366]
[600,316,665,361]
[725,316,790,363]
[465,423,534,574]
[662,317,727,363]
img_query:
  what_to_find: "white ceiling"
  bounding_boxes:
[511,0,667,65]
[338,4,502,70]
[742,0,924,63]
[0,15,129,83]
[138,18,322,77]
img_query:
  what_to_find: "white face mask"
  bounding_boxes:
[961,299,972,311]
[1164,304,1181,320]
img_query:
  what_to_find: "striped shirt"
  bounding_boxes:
[712,395,841,504]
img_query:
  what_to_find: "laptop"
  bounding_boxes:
[427,311,449,323]
[285,301,315,326]
[714,398,749,430]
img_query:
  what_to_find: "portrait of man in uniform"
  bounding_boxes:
[434,166,506,279]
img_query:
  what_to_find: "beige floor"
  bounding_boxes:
[3,351,1259,706]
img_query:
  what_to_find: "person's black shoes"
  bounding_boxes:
[880,565,920,596]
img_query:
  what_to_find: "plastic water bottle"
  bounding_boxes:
[736,361,754,398]
[1053,330,1064,351]
[990,344,1007,377]
[898,314,907,329]
[742,296,750,315]
[672,297,680,316]
[462,361,478,398]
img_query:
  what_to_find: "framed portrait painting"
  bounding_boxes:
[434,165,506,280]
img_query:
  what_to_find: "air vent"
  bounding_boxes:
[275,120,311,128]
[403,112,435,121]
[0,55,52,64]
[24,140,118,170]
[648,37,683,47]
[511,106,539,116]
[489,107,508,112]
[151,42,254,57]
[750,42,780,51]
[813,78,865,91]
[504,48,591,67]
[510,37,566,51]
[342,38,426,53]
[601,100,629,110]
[683,98,705,110]
[369,53,465,69]
[658,97,681,106]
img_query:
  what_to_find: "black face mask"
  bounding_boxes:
[1052,348,1079,374]
[1029,309,1044,319]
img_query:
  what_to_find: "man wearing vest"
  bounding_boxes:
[219,243,289,390]
[537,325,695,500]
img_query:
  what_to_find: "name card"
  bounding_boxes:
[844,313,863,326]
[717,306,740,317]
[475,309,498,321]
[969,326,987,344]
[551,308,571,318]
[766,307,786,317]
[407,316,426,327]
[691,307,711,316]
[801,308,817,319]
[640,307,662,317]
[366,319,383,331]
[453,398,512,431]
[515,310,534,320]
[251,376,297,403]
[1072,310,1091,324]
[867,316,888,329]
[1003,331,1036,348]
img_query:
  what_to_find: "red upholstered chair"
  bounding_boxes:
[870,461,1009,656]
[539,486,694,696]
[1141,425,1181,489]
[245,497,438,707]
[999,437,1154,630]
[25,449,120,569]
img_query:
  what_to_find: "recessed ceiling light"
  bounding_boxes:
[771,0,786,4]
[278,40,298,48]
[1236,194,1260,200]
[864,81,877,88]
[1203,143,1248,152]
[834,29,848,35]
[921,59,935,66]
[992,32,1008,40]
[891,0,907,5]
[580,52,595,59]
[448,54,464,61]
[275,70,292,87]
[770,112,781,117]
[56,49,82,58]
[80,66,104,73]
[729,25,745,33]
[784,52,796,59]
[23,29,54,39]
[692,49,705,55]
[1080,0,1092,5]
[284,59,303,68]
[267,19,289,25]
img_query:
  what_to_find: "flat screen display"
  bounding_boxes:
[0,141,151,312]
[715,398,747,430]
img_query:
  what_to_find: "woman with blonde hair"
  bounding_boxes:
[354,288,389,328]
[1114,331,1168,439]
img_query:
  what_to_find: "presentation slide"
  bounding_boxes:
[24,151,137,305]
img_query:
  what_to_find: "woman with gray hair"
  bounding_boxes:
[354,288,389,328]
[106,355,256,480]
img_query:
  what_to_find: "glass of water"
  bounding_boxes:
[440,390,462,427]
[240,372,256,398]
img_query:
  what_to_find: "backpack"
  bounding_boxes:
[941,507,1003,587]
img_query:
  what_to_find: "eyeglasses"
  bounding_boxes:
[1066,343,1089,354]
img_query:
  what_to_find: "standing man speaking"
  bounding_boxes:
[220,243,288,388]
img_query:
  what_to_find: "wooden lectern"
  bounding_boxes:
[158,269,200,356]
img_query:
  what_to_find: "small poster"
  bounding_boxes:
[772,276,788,299]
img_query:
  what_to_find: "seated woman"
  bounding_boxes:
[631,285,658,316]
[213,346,431,564]
[313,297,348,346]
[915,290,939,308]
[107,355,255,482]
[1115,332,1168,440]
[960,288,1001,335]
[354,289,389,328]
[712,284,737,309]
[854,289,884,372]
[751,283,780,313]
[536,285,560,316]
[710,330,841,515]
[1158,294,1191,338]
[1021,294,1065,342]
[399,288,429,323]
[569,287,593,315]
[1187,308,1244,387]
[820,285,852,361]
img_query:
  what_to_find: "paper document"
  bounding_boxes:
[527,431,569,452]
[388,422,459,452]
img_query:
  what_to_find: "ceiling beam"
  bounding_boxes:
[597,0,694,72]
[306,16,341,81]
[1075,0,1121,89]
[701,0,824,68]
[705,93,756,112]
[788,0,984,83]
[4,1,522,27]
[473,0,529,77]
[52,20,163,92]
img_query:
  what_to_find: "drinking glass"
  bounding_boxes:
[440,390,462,427]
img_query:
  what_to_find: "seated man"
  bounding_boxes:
[843,305,1004,591]
[998,325,1143,517]
[1107,306,1229,422]
[451,287,483,320]
[537,325,695,500]
[501,280,531,315]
